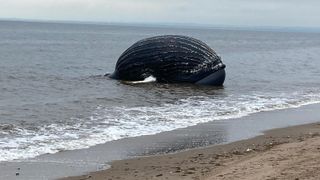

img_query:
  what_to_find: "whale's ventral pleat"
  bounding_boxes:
[110,35,226,86]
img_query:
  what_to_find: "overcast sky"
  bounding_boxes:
[1,0,319,27]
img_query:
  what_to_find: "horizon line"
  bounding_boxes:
[1,18,320,33]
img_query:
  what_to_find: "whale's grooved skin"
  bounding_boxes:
[111,35,226,86]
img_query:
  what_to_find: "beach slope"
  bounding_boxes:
[64,123,320,180]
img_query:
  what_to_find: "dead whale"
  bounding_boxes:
[110,35,226,86]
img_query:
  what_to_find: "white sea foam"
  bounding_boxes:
[1,90,320,162]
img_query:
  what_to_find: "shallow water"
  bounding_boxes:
[1,20,320,161]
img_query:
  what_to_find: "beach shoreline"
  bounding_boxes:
[2,103,320,180]
[63,122,320,180]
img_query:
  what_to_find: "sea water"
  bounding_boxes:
[1,20,320,161]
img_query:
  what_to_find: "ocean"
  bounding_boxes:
[1,20,320,162]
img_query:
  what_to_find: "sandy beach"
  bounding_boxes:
[63,122,320,180]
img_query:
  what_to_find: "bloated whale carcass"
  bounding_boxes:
[110,35,226,86]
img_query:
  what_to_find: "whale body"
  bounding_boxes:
[110,35,226,86]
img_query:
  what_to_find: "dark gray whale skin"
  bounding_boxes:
[110,35,226,86]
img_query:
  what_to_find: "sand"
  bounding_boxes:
[63,122,320,180]
[208,135,320,180]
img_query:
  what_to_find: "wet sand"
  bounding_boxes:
[64,122,320,180]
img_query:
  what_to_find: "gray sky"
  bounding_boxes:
[1,0,320,27]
